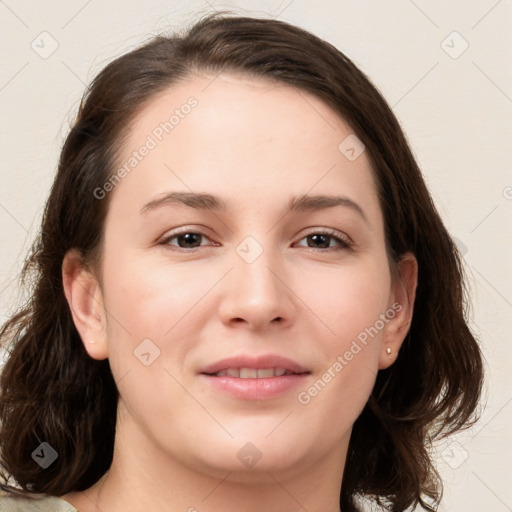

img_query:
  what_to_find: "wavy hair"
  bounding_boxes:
[0,13,483,511]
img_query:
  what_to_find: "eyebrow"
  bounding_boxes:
[140,191,368,223]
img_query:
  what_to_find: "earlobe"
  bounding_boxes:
[379,252,418,369]
[62,249,109,360]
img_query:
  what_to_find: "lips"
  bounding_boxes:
[213,368,293,378]
[199,355,310,400]
[200,355,309,377]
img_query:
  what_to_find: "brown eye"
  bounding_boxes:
[295,230,352,251]
[162,231,211,249]
[307,234,331,248]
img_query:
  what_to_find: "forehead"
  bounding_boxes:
[110,72,380,222]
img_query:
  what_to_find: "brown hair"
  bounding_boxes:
[0,13,483,511]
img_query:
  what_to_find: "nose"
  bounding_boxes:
[218,244,296,331]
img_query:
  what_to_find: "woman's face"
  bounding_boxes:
[72,73,415,481]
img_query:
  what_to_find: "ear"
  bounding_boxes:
[379,252,418,369]
[62,249,109,360]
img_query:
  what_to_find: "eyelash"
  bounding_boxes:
[159,227,353,252]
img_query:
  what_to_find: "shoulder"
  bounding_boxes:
[0,492,78,512]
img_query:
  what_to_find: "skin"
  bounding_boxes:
[62,73,417,512]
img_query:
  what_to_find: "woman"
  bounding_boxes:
[0,13,483,512]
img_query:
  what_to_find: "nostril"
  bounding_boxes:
[230,316,283,325]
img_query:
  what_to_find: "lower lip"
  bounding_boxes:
[200,374,309,400]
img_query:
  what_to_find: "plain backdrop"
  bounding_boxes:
[0,1,511,510]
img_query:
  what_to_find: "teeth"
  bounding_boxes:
[214,367,293,378]
[257,368,274,378]
[239,368,258,378]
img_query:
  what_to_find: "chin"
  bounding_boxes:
[184,428,316,478]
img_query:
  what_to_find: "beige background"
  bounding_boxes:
[1,0,511,510]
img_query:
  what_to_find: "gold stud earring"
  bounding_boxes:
[386,347,392,355]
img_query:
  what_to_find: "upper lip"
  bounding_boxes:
[200,354,310,375]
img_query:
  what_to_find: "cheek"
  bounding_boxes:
[295,264,390,431]
[99,253,213,387]
[102,255,209,335]
[99,256,203,424]
[300,257,392,344]
[296,258,390,402]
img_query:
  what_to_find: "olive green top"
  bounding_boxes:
[0,494,78,511]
